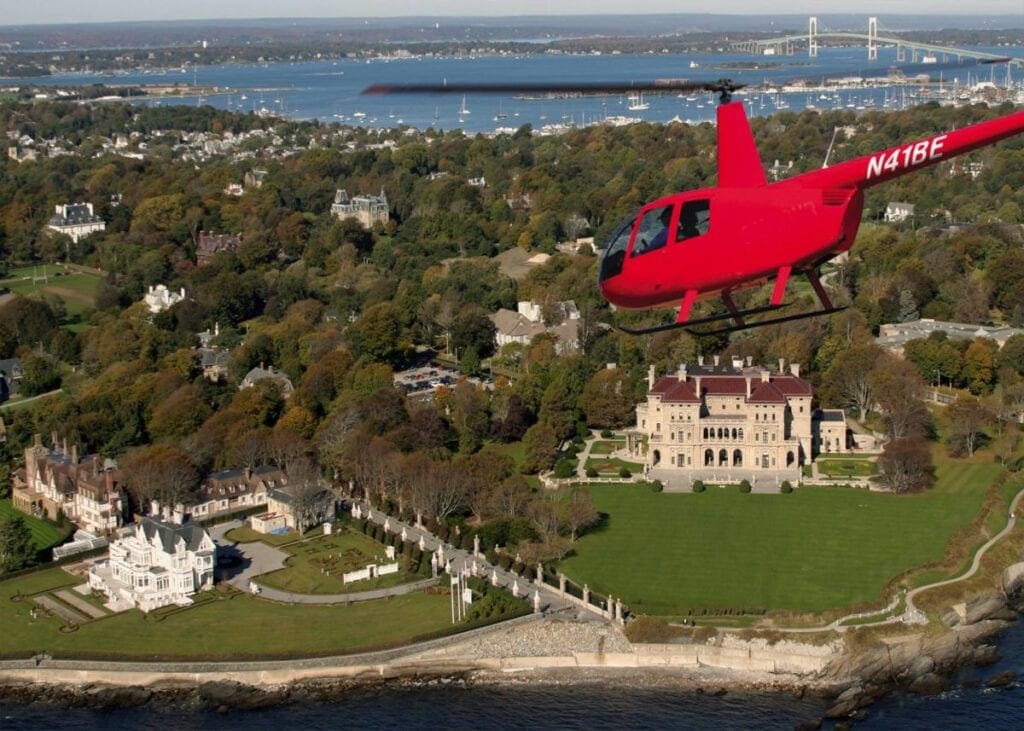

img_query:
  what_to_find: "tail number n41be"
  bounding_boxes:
[866,134,947,180]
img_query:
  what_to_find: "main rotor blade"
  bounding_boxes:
[363,80,744,96]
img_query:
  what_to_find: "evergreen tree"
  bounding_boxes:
[0,514,35,572]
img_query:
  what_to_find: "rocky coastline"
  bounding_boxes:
[2,568,1023,720]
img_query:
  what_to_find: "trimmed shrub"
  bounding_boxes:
[650,480,664,493]
[739,479,752,494]
[780,480,793,494]
[618,466,632,479]
[586,466,599,478]
[692,480,705,493]
[600,429,614,438]
[554,459,576,479]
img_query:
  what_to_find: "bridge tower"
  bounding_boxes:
[867,17,878,61]
[808,17,819,58]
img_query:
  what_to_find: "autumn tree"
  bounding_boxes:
[877,435,934,493]
[870,355,929,439]
[946,395,991,457]
[579,366,636,429]
[285,457,331,534]
[521,422,560,474]
[821,344,884,421]
[561,487,600,542]
[120,444,201,510]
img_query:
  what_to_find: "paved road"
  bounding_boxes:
[210,521,289,591]
[355,502,611,622]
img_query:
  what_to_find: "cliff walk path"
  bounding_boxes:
[761,484,1024,635]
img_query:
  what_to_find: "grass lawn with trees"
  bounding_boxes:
[257,530,420,594]
[1,265,101,321]
[0,568,461,660]
[559,455,1004,616]
[0,498,67,552]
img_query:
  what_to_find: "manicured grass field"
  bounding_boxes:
[559,456,1002,615]
[1,265,102,320]
[817,459,876,478]
[258,531,417,594]
[585,457,643,474]
[589,440,626,455]
[0,568,455,660]
[0,499,66,552]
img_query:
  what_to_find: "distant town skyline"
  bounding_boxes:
[4,2,1021,26]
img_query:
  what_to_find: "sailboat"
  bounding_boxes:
[627,92,649,111]
[493,99,508,122]
[459,95,470,115]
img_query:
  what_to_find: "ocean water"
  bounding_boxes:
[3,618,1023,729]
[11,45,1021,133]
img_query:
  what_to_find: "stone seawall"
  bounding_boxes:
[0,617,836,694]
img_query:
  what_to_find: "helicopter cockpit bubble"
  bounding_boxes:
[598,213,635,284]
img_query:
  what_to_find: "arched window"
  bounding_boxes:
[733,449,743,466]
[786,451,795,467]
[731,428,738,440]
[703,427,709,440]
[652,449,661,466]
[718,449,728,466]
[738,428,744,440]
[704,449,714,466]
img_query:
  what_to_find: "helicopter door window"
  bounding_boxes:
[631,206,674,257]
[598,214,635,283]
[677,199,711,241]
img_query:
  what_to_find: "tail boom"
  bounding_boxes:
[783,109,1024,192]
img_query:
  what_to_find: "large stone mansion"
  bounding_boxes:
[629,356,848,485]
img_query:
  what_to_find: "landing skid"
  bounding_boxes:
[685,306,846,336]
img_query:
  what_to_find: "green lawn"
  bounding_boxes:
[258,530,419,594]
[590,440,626,455]
[0,568,459,660]
[559,458,1002,616]
[585,457,644,474]
[0,499,66,552]
[816,459,876,478]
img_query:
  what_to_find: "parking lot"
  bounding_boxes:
[393,361,492,397]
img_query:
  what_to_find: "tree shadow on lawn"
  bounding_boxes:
[214,544,251,583]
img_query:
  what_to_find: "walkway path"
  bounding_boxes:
[355,501,610,622]
[252,578,438,605]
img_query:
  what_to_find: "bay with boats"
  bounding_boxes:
[10,44,1023,133]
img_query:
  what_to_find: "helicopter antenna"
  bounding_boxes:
[822,127,841,169]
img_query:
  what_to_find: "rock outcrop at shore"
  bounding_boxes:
[823,581,1022,719]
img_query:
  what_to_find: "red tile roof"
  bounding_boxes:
[649,369,811,403]
[747,381,786,403]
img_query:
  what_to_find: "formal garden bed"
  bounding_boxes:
[584,457,644,476]
[589,439,626,455]
[816,458,877,478]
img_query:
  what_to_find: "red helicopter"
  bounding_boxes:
[366,68,1024,334]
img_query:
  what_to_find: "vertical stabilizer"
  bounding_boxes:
[716,102,767,188]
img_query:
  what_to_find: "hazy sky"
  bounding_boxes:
[5,1,1023,26]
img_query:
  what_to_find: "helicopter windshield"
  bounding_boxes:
[599,214,635,283]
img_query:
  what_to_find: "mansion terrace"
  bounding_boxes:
[629,357,848,484]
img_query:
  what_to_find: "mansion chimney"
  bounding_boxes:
[745,376,752,398]
[778,358,785,374]
[761,369,770,384]
[790,363,801,378]
[713,354,720,367]
[648,365,655,390]
[677,363,688,381]
[697,355,704,366]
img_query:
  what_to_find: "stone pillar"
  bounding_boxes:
[512,580,520,597]
[418,536,426,551]
[583,584,590,606]
[533,590,542,614]
[401,527,408,542]
[351,503,360,519]
[416,512,423,528]
[559,573,567,595]
[473,534,481,558]
[535,563,543,586]
[383,517,391,532]
[615,598,623,622]
[430,552,438,578]
[491,570,499,587]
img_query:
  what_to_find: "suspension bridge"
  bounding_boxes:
[731,17,1024,70]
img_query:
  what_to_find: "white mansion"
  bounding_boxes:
[629,357,848,484]
[89,517,215,612]
[46,202,106,243]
